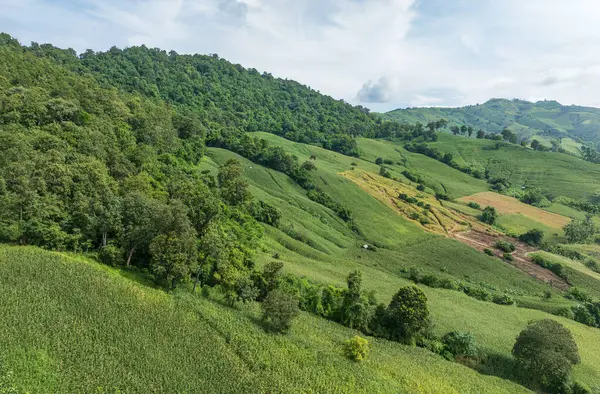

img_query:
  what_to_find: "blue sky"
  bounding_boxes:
[2,0,600,111]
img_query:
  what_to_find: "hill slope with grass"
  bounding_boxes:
[0,246,532,394]
[385,98,600,151]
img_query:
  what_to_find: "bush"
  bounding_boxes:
[495,240,515,253]
[565,287,592,303]
[442,331,477,359]
[416,184,425,191]
[503,253,514,261]
[572,381,593,394]
[483,248,495,256]
[572,304,596,327]
[343,336,370,362]
[98,244,122,266]
[467,201,481,209]
[519,229,544,246]
[584,258,600,273]
[261,290,300,333]
[375,157,384,165]
[480,206,498,225]
[383,159,394,165]
[513,319,580,393]
[463,286,492,302]
[493,294,515,305]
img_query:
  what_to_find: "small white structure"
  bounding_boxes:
[362,244,369,249]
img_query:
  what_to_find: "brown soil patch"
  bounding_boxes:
[451,230,569,290]
[459,192,570,229]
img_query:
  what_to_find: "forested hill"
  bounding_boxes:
[12,34,408,157]
[385,98,600,149]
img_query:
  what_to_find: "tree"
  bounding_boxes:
[467,126,474,137]
[480,206,498,225]
[261,289,300,333]
[513,319,580,393]
[460,125,468,135]
[530,139,541,150]
[385,286,430,344]
[121,192,165,267]
[375,157,384,165]
[450,126,460,135]
[218,158,251,206]
[476,129,485,139]
[519,229,544,246]
[149,232,198,289]
[340,270,372,331]
[501,128,517,144]
[564,216,596,244]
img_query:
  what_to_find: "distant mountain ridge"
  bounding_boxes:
[384,98,600,149]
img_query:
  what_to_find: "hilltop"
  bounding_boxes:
[384,98,600,152]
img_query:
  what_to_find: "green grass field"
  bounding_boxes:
[199,134,600,391]
[428,134,600,200]
[0,246,534,394]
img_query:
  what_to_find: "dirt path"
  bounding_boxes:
[452,230,569,290]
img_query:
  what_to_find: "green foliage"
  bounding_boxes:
[564,216,596,244]
[467,201,481,209]
[495,240,515,253]
[385,286,430,344]
[261,289,300,333]
[503,252,514,261]
[149,232,197,289]
[0,364,17,394]
[98,244,122,266]
[512,319,580,393]
[531,254,570,283]
[442,331,477,359]
[519,229,544,246]
[492,294,515,306]
[484,248,495,256]
[248,200,282,227]
[480,206,498,225]
[343,336,370,362]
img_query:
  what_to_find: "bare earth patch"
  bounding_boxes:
[451,230,569,290]
[459,191,571,229]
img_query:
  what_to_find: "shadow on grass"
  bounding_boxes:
[472,351,518,382]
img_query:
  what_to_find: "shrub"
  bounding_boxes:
[383,159,394,165]
[503,253,514,261]
[343,336,370,362]
[375,157,384,165]
[442,331,477,359]
[379,166,391,178]
[435,192,449,201]
[495,240,515,253]
[463,286,492,302]
[98,244,122,266]
[584,258,600,273]
[385,286,430,344]
[467,201,481,209]
[261,290,300,333]
[513,319,580,393]
[519,229,544,246]
[493,294,515,305]
[572,304,596,327]
[416,184,425,192]
[565,287,592,303]
[480,206,498,225]
[483,248,495,256]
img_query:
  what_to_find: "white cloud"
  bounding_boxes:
[2,0,600,110]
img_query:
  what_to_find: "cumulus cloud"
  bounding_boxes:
[2,0,600,110]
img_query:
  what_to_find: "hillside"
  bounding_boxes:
[3,33,600,394]
[385,98,600,151]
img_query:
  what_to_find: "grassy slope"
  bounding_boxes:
[0,246,531,394]
[428,133,600,200]
[203,134,600,389]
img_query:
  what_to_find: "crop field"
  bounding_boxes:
[0,246,535,394]
[459,192,571,229]
[429,134,600,200]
